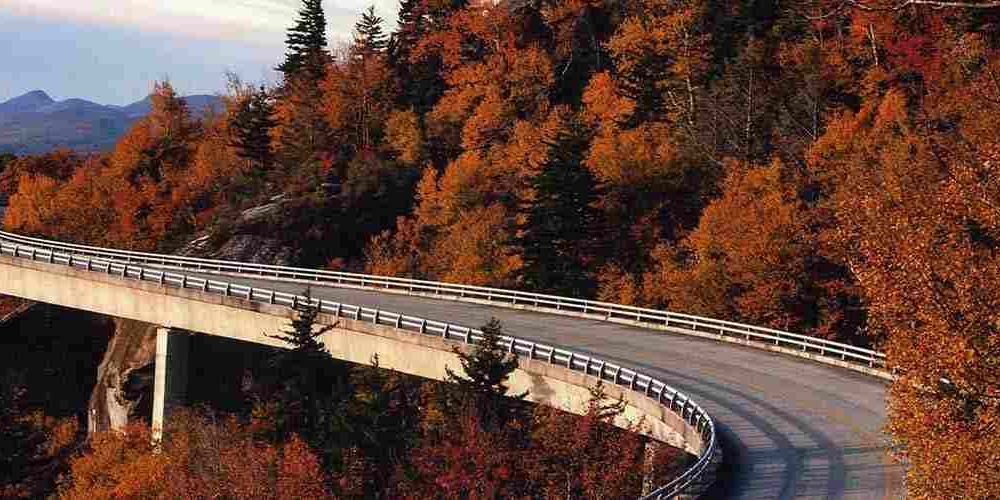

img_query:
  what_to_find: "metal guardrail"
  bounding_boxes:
[0,233,716,499]
[0,230,887,370]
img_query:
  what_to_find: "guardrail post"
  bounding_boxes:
[547,349,555,363]
[395,315,402,328]
[373,309,380,325]
[442,324,450,339]
[224,283,231,296]
[291,296,298,308]
[202,280,208,292]
[335,303,342,316]
[464,329,471,344]
[67,254,73,267]
[48,251,54,264]
[529,343,536,360]
[86,259,92,272]
[629,374,636,390]
[30,248,36,260]
[567,352,574,369]
[419,319,426,334]
[508,339,515,353]
[181,275,188,288]
[139,268,145,281]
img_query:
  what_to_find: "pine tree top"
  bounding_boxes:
[277,0,329,81]
[353,6,389,58]
[445,318,522,400]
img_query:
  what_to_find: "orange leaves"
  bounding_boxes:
[582,72,636,126]
[385,110,424,164]
[60,425,168,500]
[642,160,810,329]
[60,413,332,500]
[807,74,1000,496]
[433,204,520,287]
[4,174,60,234]
[585,122,678,187]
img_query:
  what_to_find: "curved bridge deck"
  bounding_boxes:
[229,277,903,500]
[0,232,904,499]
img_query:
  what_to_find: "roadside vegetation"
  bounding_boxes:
[0,0,998,496]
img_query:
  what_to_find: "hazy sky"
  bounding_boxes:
[0,0,398,105]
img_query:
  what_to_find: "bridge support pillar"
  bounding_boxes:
[152,327,190,442]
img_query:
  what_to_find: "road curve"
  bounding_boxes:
[0,226,902,499]
[209,275,904,500]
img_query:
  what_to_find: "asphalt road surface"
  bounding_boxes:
[207,274,905,500]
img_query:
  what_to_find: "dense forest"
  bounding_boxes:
[1,0,999,497]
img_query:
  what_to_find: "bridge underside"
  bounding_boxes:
[0,254,703,455]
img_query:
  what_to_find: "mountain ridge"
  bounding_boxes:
[0,90,223,155]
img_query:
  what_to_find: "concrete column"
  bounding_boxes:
[152,327,190,441]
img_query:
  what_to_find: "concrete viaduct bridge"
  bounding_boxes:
[0,230,903,499]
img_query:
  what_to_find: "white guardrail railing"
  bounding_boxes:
[0,231,887,370]
[0,230,718,499]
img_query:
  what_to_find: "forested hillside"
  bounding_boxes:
[2,0,999,496]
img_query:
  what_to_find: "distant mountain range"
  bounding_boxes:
[0,90,223,155]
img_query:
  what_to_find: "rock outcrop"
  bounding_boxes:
[87,319,157,433]
[87,199,297,433]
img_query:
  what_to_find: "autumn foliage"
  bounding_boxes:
[2,0,1000,495]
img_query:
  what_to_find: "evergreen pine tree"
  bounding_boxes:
[388,0,458,113]
[229,85,277,175]
[445,318,526,425]
[277,0,329,82]
[353,6,388,59]
[264,292,336,439]
[518,114,602,297]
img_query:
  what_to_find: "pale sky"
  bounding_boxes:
[0,0,398,105]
